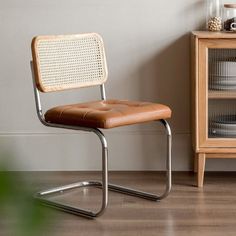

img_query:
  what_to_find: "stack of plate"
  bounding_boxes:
[210,115,236,137]
[209,61,236,90]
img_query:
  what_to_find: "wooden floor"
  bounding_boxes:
[2,171,236,236]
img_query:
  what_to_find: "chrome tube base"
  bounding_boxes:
[34,119,172,219]
[35,181,105,218]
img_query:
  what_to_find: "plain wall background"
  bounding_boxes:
[0,0,236,171]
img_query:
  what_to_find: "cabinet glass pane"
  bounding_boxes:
[208,49,236,138]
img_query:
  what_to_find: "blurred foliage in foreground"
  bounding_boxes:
[0,154,50,236]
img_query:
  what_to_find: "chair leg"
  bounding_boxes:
[107,119,171,200]
[34,119,172,218]
[34,128,108,218]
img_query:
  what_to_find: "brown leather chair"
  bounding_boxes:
[31,33,172,218]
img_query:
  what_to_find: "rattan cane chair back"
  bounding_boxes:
[31,33,108,92]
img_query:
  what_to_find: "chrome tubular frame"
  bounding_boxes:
[100,83,106,100]
[30,62,172,218]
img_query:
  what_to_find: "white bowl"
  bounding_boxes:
[210,84,236,90]
[210,61,236,77]
[211,127,236,137]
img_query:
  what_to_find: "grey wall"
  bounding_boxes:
[0,0,235,171]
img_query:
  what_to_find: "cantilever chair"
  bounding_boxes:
[30,33,172,218]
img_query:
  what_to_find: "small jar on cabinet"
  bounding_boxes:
[223,4,236,32]
[206,0,222,31]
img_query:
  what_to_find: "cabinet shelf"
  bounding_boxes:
[208,90,236,99]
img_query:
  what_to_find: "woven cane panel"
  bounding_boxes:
[33,34,107,92]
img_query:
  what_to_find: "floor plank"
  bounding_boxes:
[1,172,236,236]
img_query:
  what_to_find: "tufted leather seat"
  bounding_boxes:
[45,99,171,129]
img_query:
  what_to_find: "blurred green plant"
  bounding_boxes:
[0,152,51,236]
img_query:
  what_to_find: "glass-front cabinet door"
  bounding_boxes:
[198,39,236,147]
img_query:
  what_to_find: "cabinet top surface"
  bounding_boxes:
[192,31,236,39]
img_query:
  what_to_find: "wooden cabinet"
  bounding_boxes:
[191,31,236,187]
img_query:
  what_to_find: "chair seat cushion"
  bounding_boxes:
[45,99,171,129]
